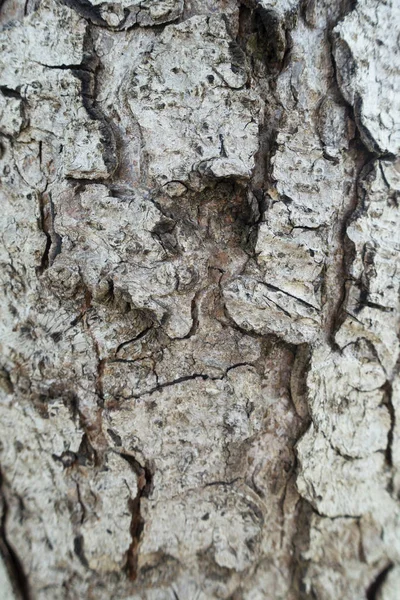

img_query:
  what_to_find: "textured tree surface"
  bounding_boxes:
[0,0,399,598]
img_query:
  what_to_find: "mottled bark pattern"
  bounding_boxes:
[0,0,399,599]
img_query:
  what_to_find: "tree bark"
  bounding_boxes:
[0,0,399,598]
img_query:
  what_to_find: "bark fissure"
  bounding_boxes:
[366,563,394,600]
[119,453,153,581]
[37,189,62,275]
[117,362,259,401]
[0,471,31,600]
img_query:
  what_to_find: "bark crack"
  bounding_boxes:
[366,563,394,600]
[119,453,153,581]
[118,362,258,401]
[0,469,31,600]
[36,189,62,275]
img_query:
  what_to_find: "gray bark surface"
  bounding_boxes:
[0,0,399,598]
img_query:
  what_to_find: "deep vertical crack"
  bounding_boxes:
[383,381,396,472]
[36,190,52,275]
[366,563,393,600]
[320,0,376,346]
[120,454,153,581]
[0,469,31,600]
[36,189,62,275]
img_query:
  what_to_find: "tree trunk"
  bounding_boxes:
[0,0,399,598]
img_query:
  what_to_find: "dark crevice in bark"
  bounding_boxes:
[70,26,118,178]
[310,505,360,522]
[313,4,375,348]
[279,7,369,591]
[36,190,63,276]
[290,495,364,598]
[0,366,14,394]
[52,450,78,469]
[36,190,52,275]
[306,0,373,349]
[95,356,106,407]
[366,563,393,600]
[239,2,298,75]
[359,300,394,314]
[129,373,211,399]
[204,477,242,488]
[117,360,261,402]
[32,61,94,72]
[260,280,320,312]
[120,453,153,581]
[116,326,153,355]
[0,470,31,600]
[126,493,144,581]
[324,150,373,348]
[80,285,106,409]
[290,344,312,424]
[236,2,285,242]
[322,18,376,343]
[70,282,108,465]
[353,95,383,156]
[288,497,314,600]
[287,344,314,596]
[65,176,110,188]
[0,85,22,99]
[62,0,107,26]
[105,21,168,34]
[382,379,396,496]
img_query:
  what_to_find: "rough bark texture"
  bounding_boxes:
[0,0,399,598]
